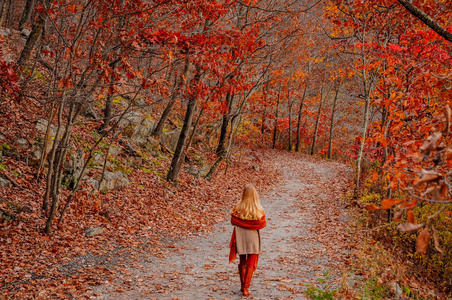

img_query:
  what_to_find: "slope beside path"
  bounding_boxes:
[92,153,354,299]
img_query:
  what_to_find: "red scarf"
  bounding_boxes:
[229,214,266,263]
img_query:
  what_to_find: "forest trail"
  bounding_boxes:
[92,153,354,299]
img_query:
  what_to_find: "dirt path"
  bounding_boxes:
[92,154,354,299]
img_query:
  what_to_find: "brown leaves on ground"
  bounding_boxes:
[416,227,430,255]
[0,94,280,299]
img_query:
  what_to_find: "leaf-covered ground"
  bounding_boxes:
[88,151,355,299]
[0,143,278,299]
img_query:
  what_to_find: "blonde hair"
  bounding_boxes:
[231,184,265,220]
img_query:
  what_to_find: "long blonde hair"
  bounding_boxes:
[231,184,265,220]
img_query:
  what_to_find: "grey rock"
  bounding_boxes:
[0,133,6,141]
[62,149,89,189]
[187,166,198,176]
[85,177,100,190]
[145,136,160,151]
[92,152,104,166]
[99,171,130,192]
[36,119,64,140]
[109,145,121,157]
[20,28,31,37]
[85,227,104,236]
[127,157,142,168]
[29,143,43,166]
[390,282,403,299]
[0,28,11,36]
[36,119,49,133]
[14,138,29,150]
[198,165,210,178]
[118,111,144,128]
[160,129,181,152]
[252,165,260,172]
[131,118,156,146]
[65,149,85,173]
[0,177,12,188]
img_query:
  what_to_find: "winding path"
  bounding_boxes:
[93,154,354,299]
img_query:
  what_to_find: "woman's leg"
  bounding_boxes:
[242,254,259,296]
[238,255,247,291]
[245,254,259,269]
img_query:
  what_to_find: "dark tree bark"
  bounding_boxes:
[287,87,293,151]
[0,0,11,27]
[99,93,113,133]
[272,84,282,149]
[167,67,201,182]
[311,86,325,155]
[216,92,234,155]
[397,0,452,43]
[154,55,190,140]
[18,0,50,65]
[327,83,340,159]
[19,0,35,31]
[296,84,308,152]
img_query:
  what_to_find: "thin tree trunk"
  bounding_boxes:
[154,55,190,140]
[36,104,56,182]
[45,102,78,234]
[272,84,282,149]
[355,92,371,197]
[19,0,35,31]
[0,0,11,27]
[17,0,49,65]
[288,88,293,151]
[397,0,452,43]
[216,92,234,155]
[328,83,340,159]
[183,107,203,161]
[42,98,65,213]
[311,86,325,155]
[99,93,113,133]
[207,111,242,180]
[58,93,140,225]
[167,67,201,182]
[296,84,307,152]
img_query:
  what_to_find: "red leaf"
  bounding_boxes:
[407,210,416,224]
[364,203,380,211]
[381,198,401,209]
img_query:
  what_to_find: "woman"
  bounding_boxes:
[229,184,266,296]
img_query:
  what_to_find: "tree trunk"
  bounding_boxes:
[19,0,35,31]
[328,83,340,159]
[99,93,113,132]
[0,0,10,27]
[288,88,293,151]
[45,101,79,234]
[183,106,203,161]
[154,55,190,140]
[311,86,325,155]
[397,0,452,43]
[272,84,281,149]
[216,92,234,155]
[18,0,49,65]
[355,92,371,197]
[167,67,201,182]
[296,84,307,152]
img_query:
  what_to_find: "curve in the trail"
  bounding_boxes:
[93,154,353,300]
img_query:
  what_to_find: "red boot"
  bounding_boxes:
[242,267,255,296]
[238,264,246,292]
